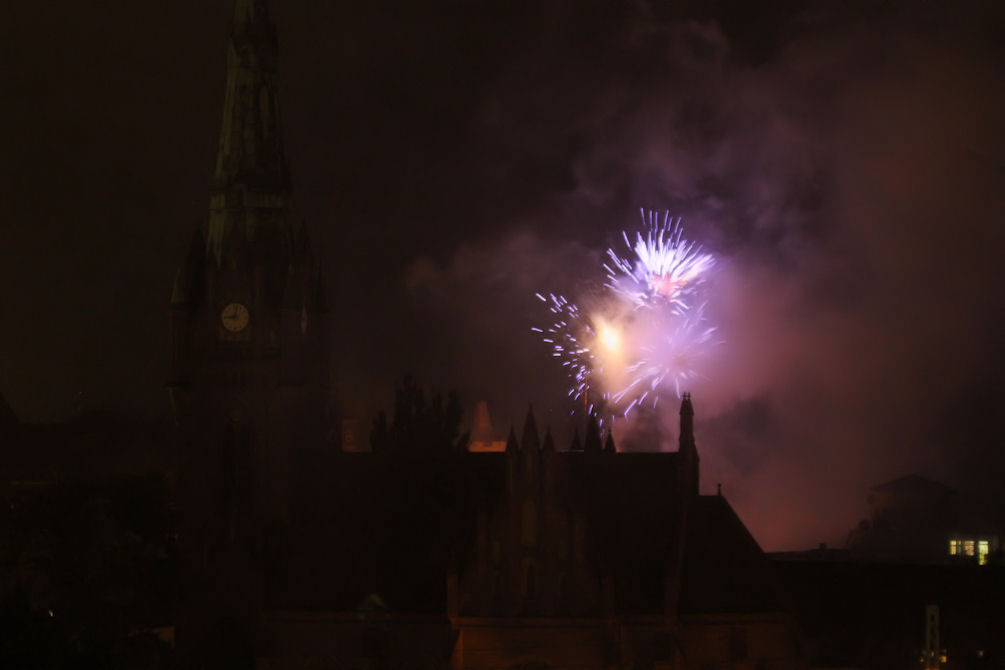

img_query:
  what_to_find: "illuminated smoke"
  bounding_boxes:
[534,210,718,422]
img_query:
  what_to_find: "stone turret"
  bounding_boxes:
[542,429,555,453]
[584,414,602,453]
[521,406,541,483]
[569,428,583,452]
[603,431,617,454]
[520,406,540,452]
[678,392,699,498]
[505,426,518,453]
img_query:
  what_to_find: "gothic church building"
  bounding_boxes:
[169,2,803,668]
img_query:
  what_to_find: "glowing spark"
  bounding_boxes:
[597,321,620,352]
[612,307,718,405]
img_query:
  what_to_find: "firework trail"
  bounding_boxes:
[532,293,592,406]
[535,209,717,421]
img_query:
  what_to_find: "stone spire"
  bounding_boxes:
[505,426,519,453]
[207,0,291,266]
[679,392,695,453]
[569,428,583,452]
[603,431,617,454]
[584,414,602,453]
[541,428,555,452]
[678,392,699,497]
[521,405,540,452]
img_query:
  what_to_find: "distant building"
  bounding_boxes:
[166,2,804,667]
[466,400,507,452]
[770,474,1005,669]
[773,557,1005,669]
[846,474,1002,566]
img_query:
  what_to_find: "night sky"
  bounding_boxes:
[2,0,1002,549]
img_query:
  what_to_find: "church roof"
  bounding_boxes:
[679,495,783,614]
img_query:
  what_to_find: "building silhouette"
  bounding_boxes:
[845,475,1002,566]
[167,1,802,667]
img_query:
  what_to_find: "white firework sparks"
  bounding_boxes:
[604,209,715,313]
[534,210,718,421]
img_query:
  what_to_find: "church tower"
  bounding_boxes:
[167,0,328,665]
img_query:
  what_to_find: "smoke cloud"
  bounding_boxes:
[400,2,1004,549]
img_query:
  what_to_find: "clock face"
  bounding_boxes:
[221,303,250,332]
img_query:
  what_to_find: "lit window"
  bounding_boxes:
[949,540,959,555]
[964,540,975,556]
[978,540,990,565]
